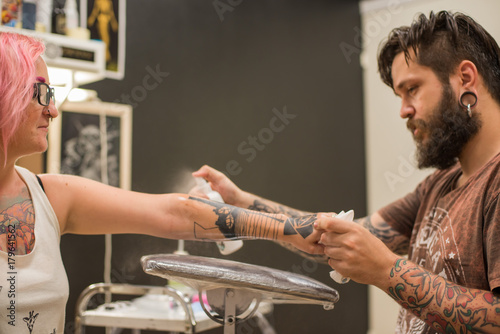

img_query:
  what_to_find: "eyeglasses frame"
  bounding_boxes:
[33,82,56,107]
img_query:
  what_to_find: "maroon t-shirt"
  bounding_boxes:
[379,153,500,334]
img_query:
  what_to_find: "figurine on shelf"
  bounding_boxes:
[87,0,118,64]
[1,0,21,27]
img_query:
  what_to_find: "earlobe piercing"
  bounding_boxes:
[459,91,478,117]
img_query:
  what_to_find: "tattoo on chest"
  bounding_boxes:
[0,197,36,255]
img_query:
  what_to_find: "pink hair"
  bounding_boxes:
[0,32,45,156]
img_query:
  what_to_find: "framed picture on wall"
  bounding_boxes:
[79,0,126,80]
[46,100,132,190]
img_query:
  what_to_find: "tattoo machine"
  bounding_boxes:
[194,177,244,255]
[329,210,354,284]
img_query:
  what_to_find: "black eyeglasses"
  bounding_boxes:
[33,82,56,106]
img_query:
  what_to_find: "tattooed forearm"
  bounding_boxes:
[275,214,328,264]
[248,199,307,217]
[189,197,318,242]
[357,216,409,255]
[236,211,283,240]
[283,215,316,238]
[387,258,500,333]
[190,196,283,239]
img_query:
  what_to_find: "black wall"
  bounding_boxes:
[62,1,367,333]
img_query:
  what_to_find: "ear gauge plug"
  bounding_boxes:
[459,91,477,117]
[329,210,354,284]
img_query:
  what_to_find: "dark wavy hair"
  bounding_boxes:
[378,11,500,104]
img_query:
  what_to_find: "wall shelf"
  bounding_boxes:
[0,26,106,86]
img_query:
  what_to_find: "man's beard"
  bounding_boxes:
[410,84,482,170]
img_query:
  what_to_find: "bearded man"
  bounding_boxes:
[191,11,500,334]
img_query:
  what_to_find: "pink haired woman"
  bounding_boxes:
[0,32,326,333]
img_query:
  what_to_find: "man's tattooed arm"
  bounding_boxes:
[356,214,409,255]
[247,199,310,218]
[385,258,500,333]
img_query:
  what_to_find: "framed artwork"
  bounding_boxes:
[46,100,132,190]
[80,0,126,80]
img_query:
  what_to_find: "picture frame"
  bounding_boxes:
[46,100,132,190]
[79,0,126,80]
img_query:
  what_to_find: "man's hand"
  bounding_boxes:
[315,214,399,286]
[191,165,244,206]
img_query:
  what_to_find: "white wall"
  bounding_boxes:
[359,0,500,333]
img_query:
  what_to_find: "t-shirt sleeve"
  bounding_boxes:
[378,175,432,239]
[484,193,500,291]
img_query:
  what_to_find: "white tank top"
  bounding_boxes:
[0,166,69,333]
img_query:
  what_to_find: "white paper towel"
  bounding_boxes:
[329,210,354,284]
